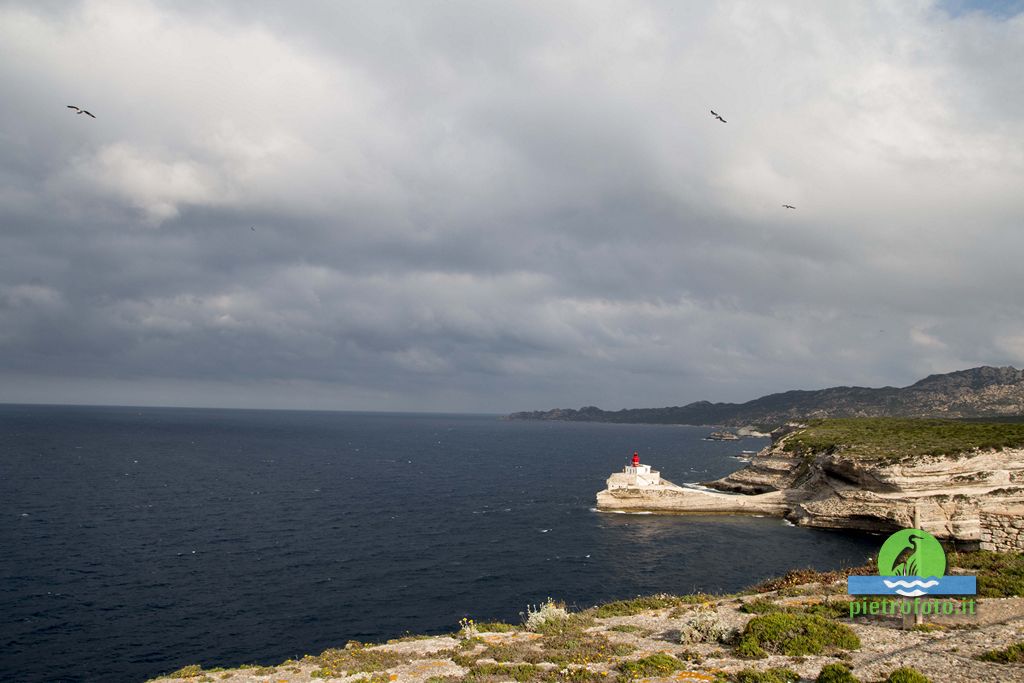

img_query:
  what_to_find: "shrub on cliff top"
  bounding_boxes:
[884,667,932,683]
[593,593,685,617]
[731,667,800,683]
[740,598,782,614]
[160,665,203,679]
[736,612,860,658]
[475,620,517,633]
[616,653,684,680]
[524,598,569,630]
[816,662,860,683]
[303,646,408,676]
[677,609,738,644]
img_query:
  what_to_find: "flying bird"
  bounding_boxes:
[710,109,726,123]
[67,105,95,118]
[250,226,256,231]
[782,204,796,209]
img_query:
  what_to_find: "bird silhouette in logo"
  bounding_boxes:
[892,534,924,576]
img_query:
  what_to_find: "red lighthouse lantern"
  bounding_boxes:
[632,451,640,467]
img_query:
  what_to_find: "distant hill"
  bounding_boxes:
[506,366,1024,428]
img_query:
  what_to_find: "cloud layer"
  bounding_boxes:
[2,0,1023,411]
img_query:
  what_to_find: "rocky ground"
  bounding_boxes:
[146,572,1024,683]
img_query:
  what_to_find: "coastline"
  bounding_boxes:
[594,420,1024,547]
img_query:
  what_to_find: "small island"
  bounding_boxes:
[596,418,1024,549]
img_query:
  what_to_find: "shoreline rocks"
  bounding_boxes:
[596,426,1024,545]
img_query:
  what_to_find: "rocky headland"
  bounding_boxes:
[596,418,1024,545]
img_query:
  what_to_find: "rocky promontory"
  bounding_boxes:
[596,418,1024,545]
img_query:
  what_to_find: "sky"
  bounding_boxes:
[1,0,1023,413]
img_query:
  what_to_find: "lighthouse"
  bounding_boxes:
[608,450,663,489]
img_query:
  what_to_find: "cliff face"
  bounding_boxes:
[510,366,1024,427]
[596,423,1024,543]
[709,434,1024,542]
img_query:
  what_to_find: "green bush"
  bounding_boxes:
[737,612,860,658]
[474,621,517,633]
[802,600,854,619]
[816,662,860,683]
[976,640,1024,663]
[884,667,932,683]
[616,653,684,680]
[731,667,800,683]
[740,598,782,614]
[593,594,685,617]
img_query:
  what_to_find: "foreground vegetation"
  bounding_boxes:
[781,417,1024,460]
[149,551,1021,683]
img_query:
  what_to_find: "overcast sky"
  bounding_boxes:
[1,0,1023,413]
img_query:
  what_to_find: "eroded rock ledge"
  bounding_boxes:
[595,421,1024,544]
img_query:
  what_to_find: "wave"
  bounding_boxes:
[883,578,940,594]
[591,508,653,515]
[882,579,939,589]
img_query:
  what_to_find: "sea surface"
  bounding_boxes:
[0,405,877,682]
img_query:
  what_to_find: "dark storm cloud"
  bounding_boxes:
[1,0,1024,411]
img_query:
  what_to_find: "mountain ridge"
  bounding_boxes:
[506,365,1024,427]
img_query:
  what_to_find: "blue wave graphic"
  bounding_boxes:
[848,575,976,596]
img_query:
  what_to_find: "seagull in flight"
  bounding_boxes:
[67,105,96,118]
[710,109,726,123]
[782,204,796,209]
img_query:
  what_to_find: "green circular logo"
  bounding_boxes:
[877,529,945,577]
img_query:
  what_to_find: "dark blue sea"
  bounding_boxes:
[0,405,877,682]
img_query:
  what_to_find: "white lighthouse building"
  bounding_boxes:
[606,451,664,489]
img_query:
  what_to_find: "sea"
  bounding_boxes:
[0,405,878,682]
